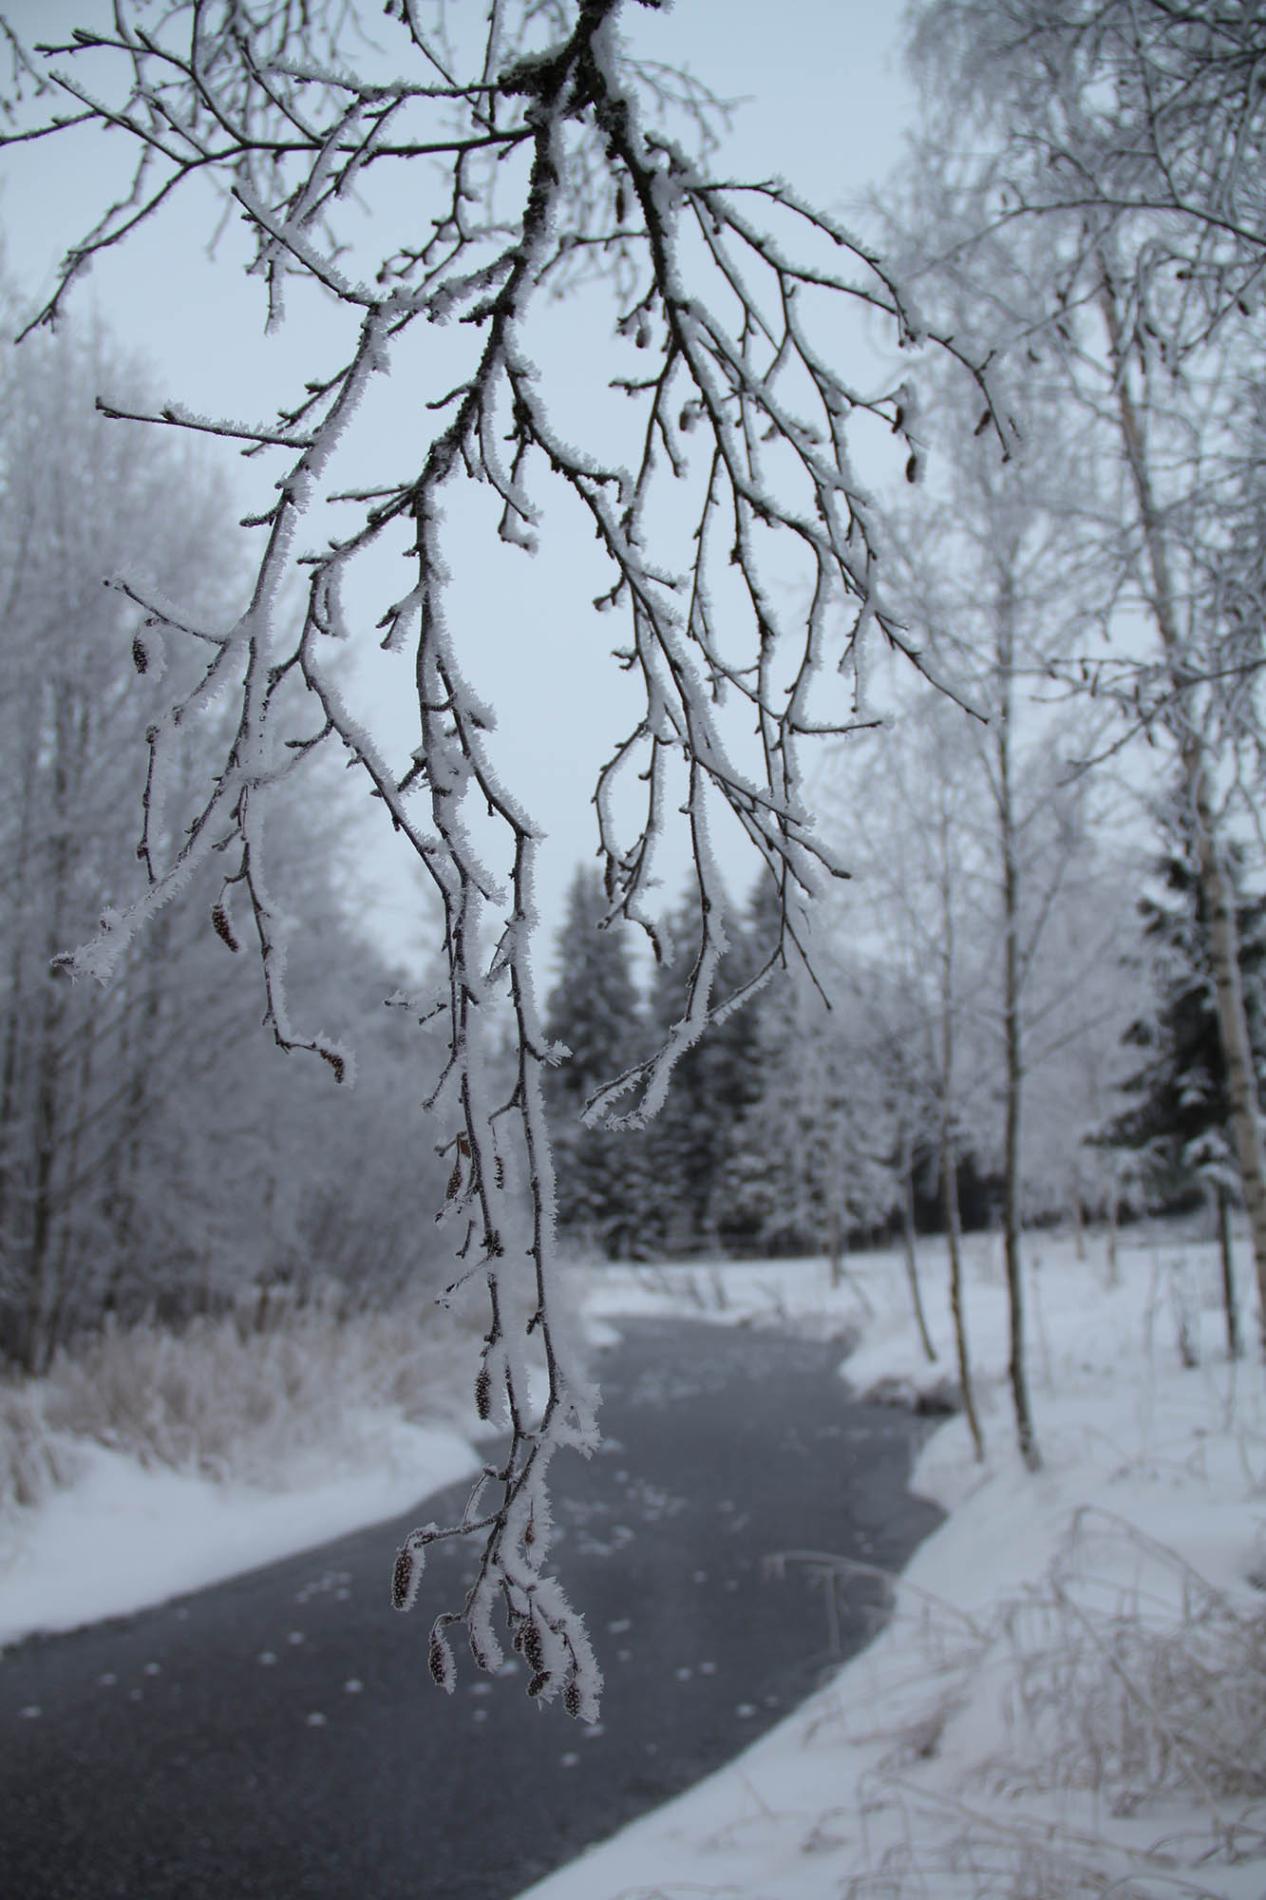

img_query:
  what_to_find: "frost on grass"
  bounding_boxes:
[0,1289,484,1508]
[996,1512,1266,1810]
[784,1519,1266,1900]
[839,1485,1266,1895]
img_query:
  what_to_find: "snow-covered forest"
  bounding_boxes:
[0,323,467,1371]
[2,1,1266,1895]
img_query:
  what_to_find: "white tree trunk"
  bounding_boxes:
[1101,272,1266,1357]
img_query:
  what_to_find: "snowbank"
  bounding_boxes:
[522,1230,1266,1900]
[0,1408,480,1649]
[0,1288,610,1651]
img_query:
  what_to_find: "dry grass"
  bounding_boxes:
[843,1822,1235,1898]
[0,1284,486,1510]
[996,1511,1266,1811]
[817,1510,1266,1899]
[0,1383,79,1511]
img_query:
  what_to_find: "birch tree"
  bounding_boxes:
[894,395,1127,1470]
[826,709,995,1459]
[905,0,1266,1354]
[0,1,1004,1711]
[0,320,231,1370]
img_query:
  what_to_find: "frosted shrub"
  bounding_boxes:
[846,1833,1193,1899]
[999,1513,1266,1807]
[2,1288,485,1496]
[0,1383,80,1513]
[833,1505,1266,1899]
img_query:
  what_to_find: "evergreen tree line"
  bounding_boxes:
[543,861,1007,1265]
[543,790,1266,1268]
[542,869,775,1261]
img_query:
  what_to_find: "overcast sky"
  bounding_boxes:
[2,1,918,967]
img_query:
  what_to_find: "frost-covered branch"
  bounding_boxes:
[6,0,998,1712]
[910,0,1266,363]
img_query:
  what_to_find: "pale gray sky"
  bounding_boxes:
[2,1,918,964]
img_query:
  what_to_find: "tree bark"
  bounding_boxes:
[935,797,983,1460]
[942,1131,983,1461]
[995,584,1041,1471]
[827,1201,844,1290]
[43,989,103,1360]
[901,1131,938,1364]
[1195,803,1266,1354]
[23,685,80,1375]
[0,715,39,1274]
[1106,1182,1120,1287]
[1216,1185,1241,1361]
[1100,271,1266,1358]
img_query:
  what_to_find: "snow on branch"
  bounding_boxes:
[7,0,1004,1717]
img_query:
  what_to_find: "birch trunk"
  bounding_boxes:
[901,1130,938,1364]
[942,1127,984,1461]
[995,584,1041,1470]
[1216,1185,1241,1362]
[936,820,984,1459]
[1100,272,1266,1357]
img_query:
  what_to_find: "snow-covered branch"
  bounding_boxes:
[6,0,1000,1710]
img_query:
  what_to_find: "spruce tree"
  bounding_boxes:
[721,938,905,1262]
[1104,829,1266,1208]
[1102,792,1266,1347]
[643,875,780,1256]
[543,868,646,1258]
[1102,803,1266,1360]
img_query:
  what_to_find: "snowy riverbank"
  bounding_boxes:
[522,1227,1266,1899]
[0,1407,482,1652]
[0,1299,487,1650]
[4,1226,1264,1896]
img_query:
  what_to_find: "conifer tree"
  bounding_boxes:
[641,877,778,1256]
[1104,805,1266,1203]
[543,869,645,1259]
[1102,793,1266,1355]
[720,963,892,1261]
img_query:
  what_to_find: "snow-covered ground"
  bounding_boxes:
[521,1228,1266,1900]
[0,1409,481,1651]
[0,1298,490,1650]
